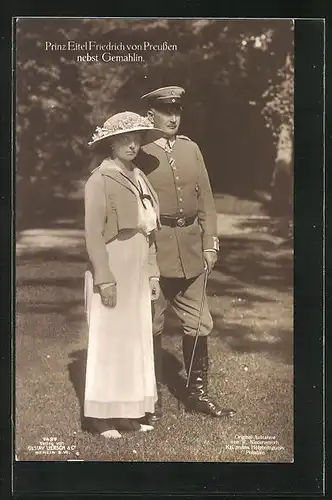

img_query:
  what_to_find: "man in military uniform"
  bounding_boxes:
[135,86,236,421]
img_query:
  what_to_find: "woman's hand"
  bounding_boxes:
[99,283,117,308]
[149,278,160,301]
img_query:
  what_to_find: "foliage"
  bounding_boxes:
[262,54,294,142]
[237,24,294,141]
[15,18,294,227]
[15,19,91,223]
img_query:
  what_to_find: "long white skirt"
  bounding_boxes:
[84,229,157,419]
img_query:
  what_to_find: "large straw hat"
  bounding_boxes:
[88,111,164,148]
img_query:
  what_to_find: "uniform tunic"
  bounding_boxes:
[135,136,218,337]
[135,136,218,279]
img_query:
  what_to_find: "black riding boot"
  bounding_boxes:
[182,336,236,418]
[150,335,163,422]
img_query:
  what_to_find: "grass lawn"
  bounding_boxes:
[15,200,293,462]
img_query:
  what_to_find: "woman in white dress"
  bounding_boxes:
[84,112,164,438]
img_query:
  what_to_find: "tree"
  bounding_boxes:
[15,18,92,228]
[15,18,294,228]
[262,52,294,215]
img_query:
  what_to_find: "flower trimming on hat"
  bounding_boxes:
[88,111,161,147]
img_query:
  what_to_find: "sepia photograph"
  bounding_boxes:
[15,17,294,462]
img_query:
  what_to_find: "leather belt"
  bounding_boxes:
[160,214,197,228]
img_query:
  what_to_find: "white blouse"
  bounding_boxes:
[133,168,158,236]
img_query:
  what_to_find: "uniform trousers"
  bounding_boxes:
[152,272,213,337]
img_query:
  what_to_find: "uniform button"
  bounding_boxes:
[177,187,181,191]
[179,198,183,202]
[179,208,183,213]
[175,176,179,180]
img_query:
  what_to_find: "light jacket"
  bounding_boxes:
[84,158,160,285]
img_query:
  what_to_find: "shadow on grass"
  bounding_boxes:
[205,235,293,365]
[237,216,293,240]
[212,319,293,365]
[16,277,84,288]
[207,280,272,305]
[16,299,83,322]
[215,236,293,292]
[162,311,293,366]
[67,349,92,432]
[17,251,87,264]
[16,253,86,335]
[17,196,85,232]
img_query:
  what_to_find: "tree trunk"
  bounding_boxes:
[270,123,293,216]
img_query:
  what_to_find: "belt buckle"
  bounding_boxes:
[176,217,186,227]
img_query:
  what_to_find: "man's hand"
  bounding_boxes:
[149,278,161,301]
[203,250,218,273]
[99,283,117,308]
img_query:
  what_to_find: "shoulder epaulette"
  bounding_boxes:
[177,134,192,141]
[90,165,101,175]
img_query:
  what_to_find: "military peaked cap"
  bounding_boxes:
[141,86,185,106]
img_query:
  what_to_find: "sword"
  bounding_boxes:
[186,266,209,388]
[177,266,209,414]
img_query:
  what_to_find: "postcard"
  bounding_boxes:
[15,17,295,464]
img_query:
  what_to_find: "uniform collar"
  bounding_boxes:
[154,136,176,151]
